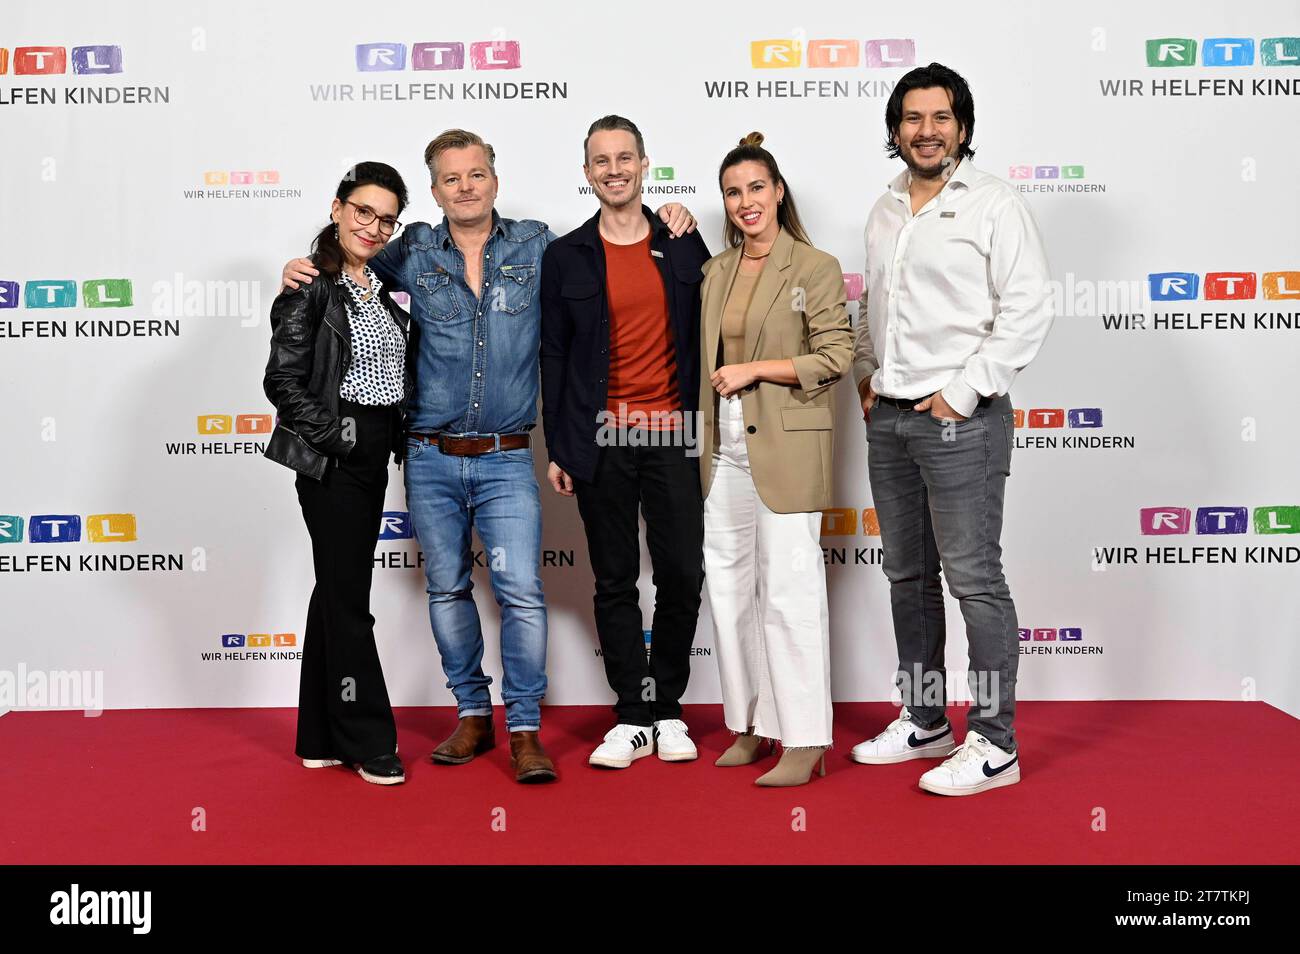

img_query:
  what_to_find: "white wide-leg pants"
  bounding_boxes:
[703,395,833,748]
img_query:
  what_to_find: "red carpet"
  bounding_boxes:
[2,701,1297,865]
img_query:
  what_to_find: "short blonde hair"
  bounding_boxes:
[424,128,496,181]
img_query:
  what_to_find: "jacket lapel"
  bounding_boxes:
[744,228,794,362]
[703,246,741,375]
[320,280,352,348]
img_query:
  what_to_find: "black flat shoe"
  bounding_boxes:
[355,753,405,785]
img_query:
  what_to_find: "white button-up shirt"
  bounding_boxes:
[853,159,1054,417]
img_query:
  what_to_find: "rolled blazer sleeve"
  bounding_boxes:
[851,280,878,394]
[790,254,854,398]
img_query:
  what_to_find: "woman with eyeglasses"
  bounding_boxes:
[263,161,417,786]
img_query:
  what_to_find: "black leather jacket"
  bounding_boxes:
[262,272,417,479]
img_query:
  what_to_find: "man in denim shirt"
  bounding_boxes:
[281,130,695,783]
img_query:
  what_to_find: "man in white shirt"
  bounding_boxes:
[849,63,1054,796]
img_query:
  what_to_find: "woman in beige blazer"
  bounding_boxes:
[700,132,852,786]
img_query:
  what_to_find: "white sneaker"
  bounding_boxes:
[850,707,957,764]
[653,719,698,762]
[589,724,655,769]
[302,743,396,769]
[302,758,343,769]
[918,731,1020,796]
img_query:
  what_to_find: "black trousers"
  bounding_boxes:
[574,442,704,726]
[293,399,399,763]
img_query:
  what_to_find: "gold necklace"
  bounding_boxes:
[347,270,373,301]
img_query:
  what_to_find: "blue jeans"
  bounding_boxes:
[403,438,548,732]
[865,394,1019,751]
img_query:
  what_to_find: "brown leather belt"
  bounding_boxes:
[408,432,530,456]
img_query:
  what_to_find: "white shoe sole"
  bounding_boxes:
[918,765,1021,796]
[851,738,957,764]
[356,766,406,785]
[304,743,397,770]
[656,748,699,762]
[589,744,655,769]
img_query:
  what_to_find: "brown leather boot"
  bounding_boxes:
[509,730,557,784]
[429,715,495,765]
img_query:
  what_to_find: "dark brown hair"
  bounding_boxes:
[311,161,408,280]
[717,132,810,248]
[583,114,645,164]
[884,62,976,160]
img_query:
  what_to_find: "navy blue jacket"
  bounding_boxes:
[539,206,710,483]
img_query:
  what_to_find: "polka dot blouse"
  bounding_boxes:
[338,266,406,406]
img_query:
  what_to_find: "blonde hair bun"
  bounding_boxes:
[739,131,765,148]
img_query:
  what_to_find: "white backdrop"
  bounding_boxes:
[3,0,1298,718]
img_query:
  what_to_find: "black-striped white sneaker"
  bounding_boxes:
[653,719,698,762]
[588,724,655,769]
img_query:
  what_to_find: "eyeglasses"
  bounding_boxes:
[343,199,402,235]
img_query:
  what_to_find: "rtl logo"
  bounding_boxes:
[0,513,137,544]
[0,279,132,310]
[1140,506,1299,535]
[198,414,273,436]
[1148,271,1300,301]
[221,633,297,648]
[1019,628,1084,641]
[1009,165,1085,180]
[355,41,520,72]
[0,45,122,76]
[750,38,915,69]
[378,512,413,540]
[1145,37,1300,67]
[821,508,880,537]
[203,171,281,186]
[1014,408,1103,428]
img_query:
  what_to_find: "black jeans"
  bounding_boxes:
[574,441,704,726]
[294,399,400,763]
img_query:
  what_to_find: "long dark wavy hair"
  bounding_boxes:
[884,62,976,160]
[717,132,811,248]
[311,161,409,280]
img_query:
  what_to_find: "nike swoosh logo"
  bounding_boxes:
[907,725,952,748]
[982,754,1019,777]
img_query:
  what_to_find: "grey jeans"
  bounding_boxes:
[864,392,1019,751]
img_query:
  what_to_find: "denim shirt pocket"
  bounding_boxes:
[494,263,536,316]
[416,271,462,322]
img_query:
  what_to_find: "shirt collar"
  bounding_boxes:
[434,208,506,250]
[338,264,382,296]
[888,157,979,202]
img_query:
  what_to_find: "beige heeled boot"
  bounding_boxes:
[754,746,828,787]
[715,731,775,767]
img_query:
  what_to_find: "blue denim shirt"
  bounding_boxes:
[370,210,555,435]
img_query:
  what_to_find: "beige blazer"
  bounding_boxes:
[698,227,853,513]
